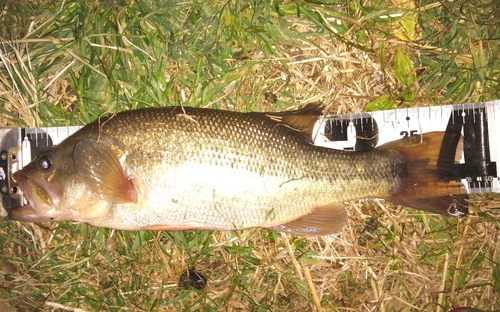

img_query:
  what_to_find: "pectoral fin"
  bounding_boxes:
[271,203,347,235]
[74,139,137,204]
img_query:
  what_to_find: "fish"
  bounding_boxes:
[8,105,468,235]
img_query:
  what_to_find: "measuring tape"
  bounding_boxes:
[1,100,499,214]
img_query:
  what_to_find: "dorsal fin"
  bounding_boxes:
[263,103,324,141]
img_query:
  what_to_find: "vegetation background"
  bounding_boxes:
[1,0,499,311]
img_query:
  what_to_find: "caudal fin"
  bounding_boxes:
[381,132,468,217]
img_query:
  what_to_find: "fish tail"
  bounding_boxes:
[383,131,468,217]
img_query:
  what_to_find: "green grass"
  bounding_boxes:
[1,0,500,311]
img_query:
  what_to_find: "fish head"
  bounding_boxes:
[9,143,113,223]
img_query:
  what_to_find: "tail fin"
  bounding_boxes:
[381,132,468,217]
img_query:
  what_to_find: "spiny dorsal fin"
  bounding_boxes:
[263,103,325,141]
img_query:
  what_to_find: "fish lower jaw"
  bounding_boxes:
[8,205,61,222]
[8,205,37,221]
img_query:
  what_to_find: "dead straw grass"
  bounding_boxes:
[1,0,499,311]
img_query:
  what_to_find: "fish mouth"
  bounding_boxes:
[14,171,33,203]
[8,171,56,222]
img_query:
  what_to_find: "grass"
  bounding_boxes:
[1,0,500,311]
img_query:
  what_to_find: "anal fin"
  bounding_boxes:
[271,203,347,235]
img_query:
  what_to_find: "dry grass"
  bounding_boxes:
[1,0,499,311]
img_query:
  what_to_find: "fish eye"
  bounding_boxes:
[38,156,52,170]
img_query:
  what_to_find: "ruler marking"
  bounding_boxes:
[473,102,476,123]
[450,107,496,192]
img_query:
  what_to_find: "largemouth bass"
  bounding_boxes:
[8,105,468,235]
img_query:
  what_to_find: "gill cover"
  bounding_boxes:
[74,139,138,204]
